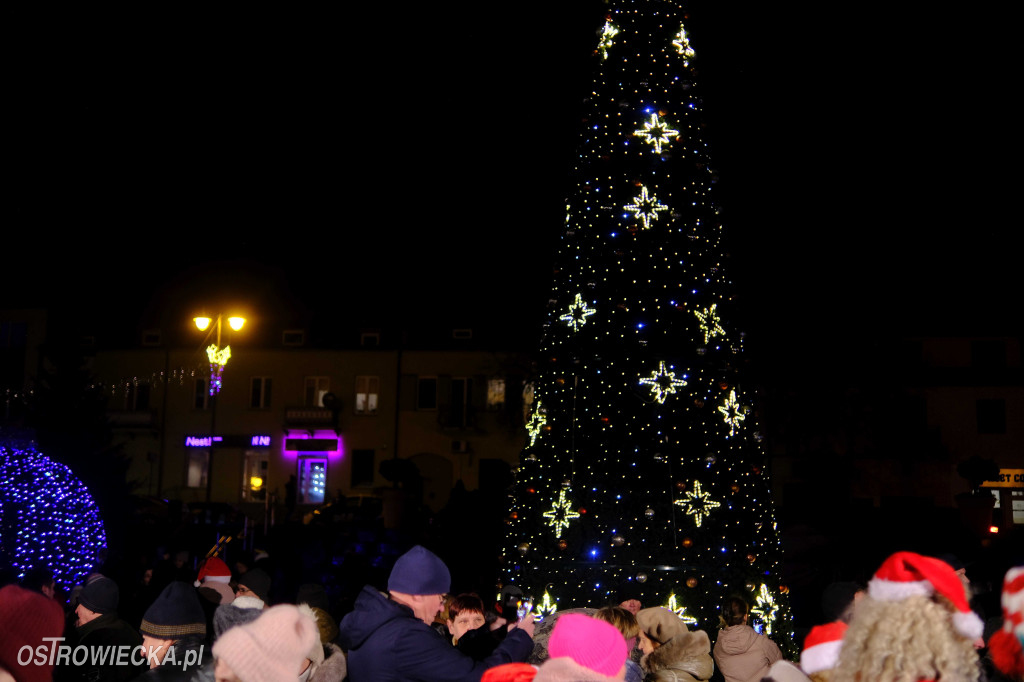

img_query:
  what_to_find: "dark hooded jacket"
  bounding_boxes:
[339,586,533,682]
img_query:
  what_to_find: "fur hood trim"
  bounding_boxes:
[642,629,714,682]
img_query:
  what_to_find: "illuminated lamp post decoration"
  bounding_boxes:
[0,442,107,593]
[194,315,245,396]
[505,2,795,654]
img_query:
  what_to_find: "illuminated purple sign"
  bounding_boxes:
[251,435,271,447]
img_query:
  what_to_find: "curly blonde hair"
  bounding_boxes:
[831,594,980,682]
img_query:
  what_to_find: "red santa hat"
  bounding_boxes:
[195,556,232,586]
[988,566,1024,678]
[800,621,846,675]
[868,551,983,640]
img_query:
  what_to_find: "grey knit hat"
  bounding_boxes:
[140,581,206,639]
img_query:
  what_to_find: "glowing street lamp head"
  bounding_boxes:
[250,476,263,490]
[194,316,212,331]
[228,316,246,331]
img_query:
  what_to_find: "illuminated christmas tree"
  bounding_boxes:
[505,1,794,651]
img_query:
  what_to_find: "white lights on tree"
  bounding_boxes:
[559,293,597,331]
[717,389,746,437]
[633,113,679,154]
[639,361,688,403]
[624,185,669,231]
[751,584,779,634]
[672,25,696,66]
[597,22,620,60]
[542,486,581,538]
[694,304,725,344]
[666,593,700,626]
[526,401,547,448]
[674,479,721,528]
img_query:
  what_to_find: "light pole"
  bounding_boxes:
[194,314,245,503]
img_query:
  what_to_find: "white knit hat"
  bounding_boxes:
[213,604,318,682]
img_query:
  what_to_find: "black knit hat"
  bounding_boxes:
[296,583,329,612]
[237,568,271,603]
[79,576,119,615]
[140,581,207,639]
[387,546,450,595]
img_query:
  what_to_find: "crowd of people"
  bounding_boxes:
[1,547,1022,682]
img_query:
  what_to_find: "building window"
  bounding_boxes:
[193,379,209,410]
[126,382,151,411]
[141,330,162,346]
[351,449,375,488]
[298,457,327,504]
[250,377,272,409]
[242,450,268,501]
[976,398,1006,434]
[186,450,209,488]
[487,377,506,410]
[305,377,330,407]
[448,377,472,427]
[283,330,305,346]
[1012,490,1024,525]
[355,376,379,415]
[360,332,380,347]
[971,339,1006,369]
[417,377,437,410]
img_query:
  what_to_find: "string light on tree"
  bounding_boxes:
[633,113,679,154]
[751,584,779,634]
[672,25,696,66]
[694,304,725,345]
[674,479,721,528]
[624,185,669,231]
[717,389,746,437]
[597,21,619,60]
[525,401,547,448]
[665,593,699,626]
[559,293,598,331]
[639,361,687,403]
[542,485,581,538]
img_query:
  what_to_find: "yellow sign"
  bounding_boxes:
[982,469,1024,488]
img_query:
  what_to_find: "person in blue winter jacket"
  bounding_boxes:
[338,545,535,681]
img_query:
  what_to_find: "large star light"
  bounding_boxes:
[542,487,581,538]
[559,294,597,331]
[750,584,779,634]
[674,479,721,528]
[694,304,725,344]
[597,21,619,60]
[624,185,669,231]
[526,401,547,447]
[717,389,746,437]
[672,25,696,66]
[639,361,687,403]
[633,114,679,154]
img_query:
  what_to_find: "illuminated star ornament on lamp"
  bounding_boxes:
[597,21,619,60]
[639,361,687,403]
[542,486,581,538]
[674,479,721,528]
[624,185,669,231]
[694,304,725,345]
[751,584,779,634]
[559,294,597,331]
[717,389,746,437]
[633,113,679,154]
[194,315,245,396]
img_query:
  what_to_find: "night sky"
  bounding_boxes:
[6,4,1019,351]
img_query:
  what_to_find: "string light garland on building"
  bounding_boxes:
[674,480,721,528]
[504,2,795,654]
[750,584,779,634]
[624,185,669,231]
[542,486,581,538]
[639,360,687,403]
[717,389,746,437]
[633,113,679,154]
[694,304,725,345]
[559,293,598,331]
[0,442,107,593]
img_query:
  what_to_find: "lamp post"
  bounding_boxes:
[193,314,245,502]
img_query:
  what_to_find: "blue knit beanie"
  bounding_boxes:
[387,546,450,595]
[80,576,119,615]
[140,581,207,638]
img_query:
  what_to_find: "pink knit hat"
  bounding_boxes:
[868,551,983,639]
[213,604,318,682]
[0,584,65,682]
[547,613,627,678]
[800,621,846,675]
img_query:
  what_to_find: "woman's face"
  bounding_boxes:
[638,630,659,656]
[447,610,486,641]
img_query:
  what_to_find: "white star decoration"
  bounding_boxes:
[672,25,696,66]
[526,402,547,448]
[542,487,581,538]
[694,304,725,344]
[559,294,597,331]
[639,361,687,403]
[674,479,721,528]
[633,113,679,154]
[717,389,746,437]
[624,185,669,231]
[751,584,778,634]
[597,22,619,60]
